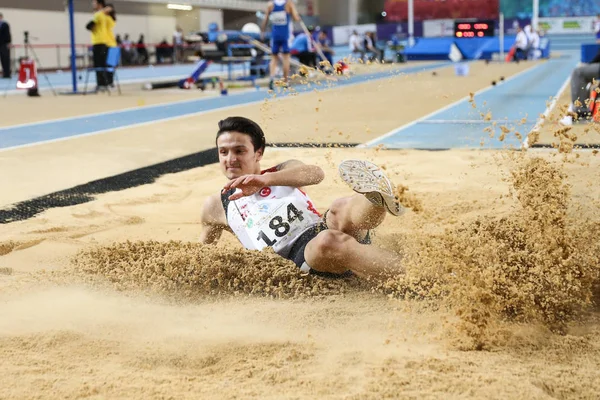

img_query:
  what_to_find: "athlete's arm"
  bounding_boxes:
[268,160,325,187]
[223,160,324,200]
[199,194,227,244]
[260,2,274,36]
[286,0,301,22]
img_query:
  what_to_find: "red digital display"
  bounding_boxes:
[454,19,495,38]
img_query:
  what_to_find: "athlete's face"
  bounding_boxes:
[217,132,263,179]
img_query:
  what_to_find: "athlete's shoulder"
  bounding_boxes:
[201,194,228,227]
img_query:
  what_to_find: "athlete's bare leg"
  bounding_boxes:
[304,160,405,278]
[304,229,402,279]
[281,53,291,83]
[269,54,280,89]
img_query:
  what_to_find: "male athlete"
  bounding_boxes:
[260,0,301,90]
[199,116,404,279]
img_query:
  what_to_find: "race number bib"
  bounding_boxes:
[244,197,317,253]
[270,11,288,26]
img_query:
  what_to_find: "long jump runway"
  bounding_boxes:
[364,54,578,149]
[0,62,449,151]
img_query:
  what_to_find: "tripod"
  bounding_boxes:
[21,31,56,96]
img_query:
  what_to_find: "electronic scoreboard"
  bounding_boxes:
[454,20,495,38]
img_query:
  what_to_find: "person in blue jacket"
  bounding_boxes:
[290,31,316,69]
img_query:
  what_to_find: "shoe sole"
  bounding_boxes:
[338,160,404,216]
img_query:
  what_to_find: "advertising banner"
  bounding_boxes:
[538,17,596,34]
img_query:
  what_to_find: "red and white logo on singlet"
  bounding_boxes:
[259,187,272,197]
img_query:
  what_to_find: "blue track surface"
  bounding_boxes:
[0,61,449,150]
[366,53,578,150]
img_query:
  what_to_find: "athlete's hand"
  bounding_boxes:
[223,174,270,200]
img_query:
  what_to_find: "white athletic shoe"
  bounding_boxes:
[338,159,404,216]
[559,115,573,126]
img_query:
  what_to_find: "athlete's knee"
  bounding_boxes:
[325,197,350,230]
[306,229,353,265]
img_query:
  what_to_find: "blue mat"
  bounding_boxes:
[403,35,551,61]
[581,44,600,63]
[454,37,492,60]
[403,37,454,61]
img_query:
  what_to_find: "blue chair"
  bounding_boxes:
[84,46,122,95]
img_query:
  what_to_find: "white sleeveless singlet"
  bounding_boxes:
[221,181,322,258]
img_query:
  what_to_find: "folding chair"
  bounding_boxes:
[84,46,121,95]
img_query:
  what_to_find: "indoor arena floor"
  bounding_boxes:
[1,52,599,399]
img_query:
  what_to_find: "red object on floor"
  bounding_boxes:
[16,58,38,90]
[505,47,516,62]
[590,87,600,122]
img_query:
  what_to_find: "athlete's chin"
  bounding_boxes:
[225,168,243,179]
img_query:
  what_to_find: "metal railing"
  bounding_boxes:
[132,0,271,12]
[130,0,307,13]
[8,42,205,72]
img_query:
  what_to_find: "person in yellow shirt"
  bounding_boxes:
[86,0,110,90]
[104,4,117,86]
[105,5,116,47]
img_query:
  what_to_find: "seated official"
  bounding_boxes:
[559,48,600,126]
[317,30,334,68]
[290,33,316,69]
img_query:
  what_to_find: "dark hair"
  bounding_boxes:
[96,0,106,7]
[216,117,266,153]
[106,3,116,21]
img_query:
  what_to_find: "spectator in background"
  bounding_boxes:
[349,30,364,62]
[116,34,122,46]
[290,31,316,69]
[528,27,541,60]
[173,26,184,63]
[137,34,149,64]
[0,12,11,79]
[559,48,600,126]
[86,0,110,91]
[121,34,134,65]
[595,14,600,43]
[317,30,334,68]
[105,4,117,86]
[512,26,529,61]
[364,31,383,63]
[156,38,173,64]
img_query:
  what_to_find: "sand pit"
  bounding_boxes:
[1,145,600,399]
[1,54,600,398]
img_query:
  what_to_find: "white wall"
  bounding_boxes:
[199,8,223,32]
[2,7,176,70]
[175,10,201,36]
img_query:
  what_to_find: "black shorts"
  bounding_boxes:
[285,213,371,278]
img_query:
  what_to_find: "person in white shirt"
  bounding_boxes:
[349,30,365,62]
[173,26,184,63]
[527,27,540,60]
[513,26,528,61]
[594,14,600,43]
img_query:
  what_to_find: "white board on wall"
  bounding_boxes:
[423,19,455,38]
[199,8,224,32]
